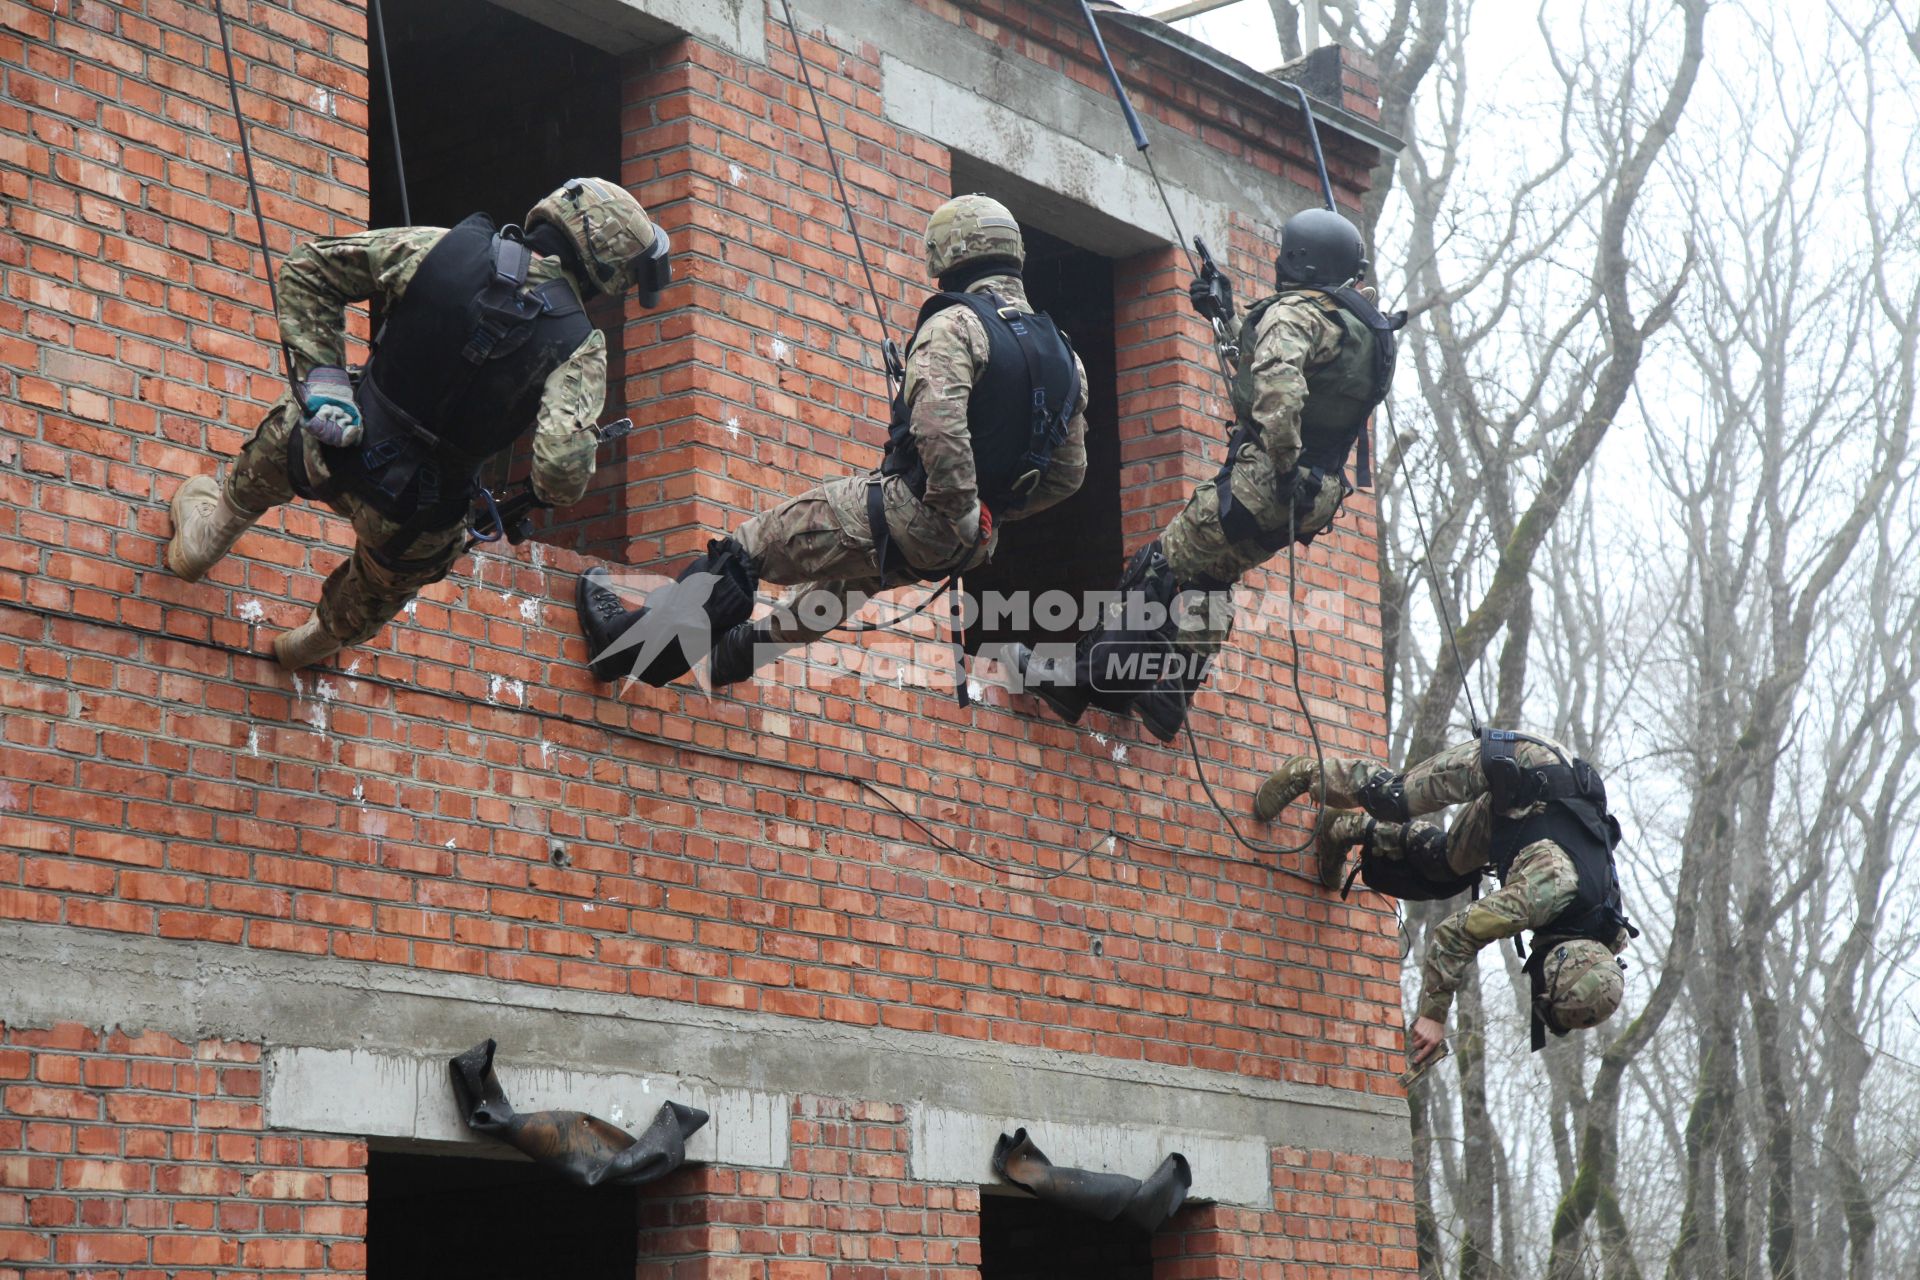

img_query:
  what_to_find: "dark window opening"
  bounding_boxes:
[367,1149,640,1279]
[368,0,630,550]
[979,1191,1154,1280]
[961,224,1123,655]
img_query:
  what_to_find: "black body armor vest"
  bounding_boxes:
[881,290,1080,514]
[323,214,592,527]
[1480,730,1636,949]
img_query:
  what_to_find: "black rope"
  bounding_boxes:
[2,594,1094,885]
[1388,400,1483,735]
[211,0,300,407]
[774,0,904,387]
[837,577,955,633]
[368,0,411,225]
[1173,505,1327,868]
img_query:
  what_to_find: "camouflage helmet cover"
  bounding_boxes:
[925,194,1025,278]
[525,177,665,300]
[1541,938,1625,1032]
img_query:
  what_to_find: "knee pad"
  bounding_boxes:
[1358,770,1411,824]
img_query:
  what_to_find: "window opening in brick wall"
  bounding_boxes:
[367,1149,639,1278]
[961,224,1123,654]
[979,1190,1154,1280]
[368,0,630,551]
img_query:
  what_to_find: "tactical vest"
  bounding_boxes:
[1480,730,1636,949]
[1216,286,1405,551]
[881,290,1080,515]
[315,213,593,533]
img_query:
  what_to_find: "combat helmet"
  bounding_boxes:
[1276,206,1366,288]
[1537,938,1625,1034]
[925,194,1025,279]
[526,177,672,306]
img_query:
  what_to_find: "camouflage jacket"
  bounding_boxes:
[1402,738,1632,1021]
[276,226,608,507]
[1222,292,1348,475]
[897,273,1090,538]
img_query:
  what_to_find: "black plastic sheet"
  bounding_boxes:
[448,1039,708,1188]
[991,1127,1192,1232]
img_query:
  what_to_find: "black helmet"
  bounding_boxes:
[1276,207,1366,287]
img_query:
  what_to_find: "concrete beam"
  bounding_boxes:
[0,923,1412,1163]
[488,0,766,59]
[265,1047,790,1168]
[790,0,1317,256]
[909,1105,1272,1208]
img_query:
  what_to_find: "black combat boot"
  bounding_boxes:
[708,620,775,688]
[576,567,644,683]
[1004,643,1091,724]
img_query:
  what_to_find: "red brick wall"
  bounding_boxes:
[1,0,1409,1275]
[0,1022,369,1275]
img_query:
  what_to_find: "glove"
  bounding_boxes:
[1188,269,1234,324]
[977,503,994,544]
[301,366,362,448]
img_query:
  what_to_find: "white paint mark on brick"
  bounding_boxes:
[247,728,261,758]
[315,680,338,703]
[1111,742,1128,763]
[530,542,546,571]
[487,674,526,705]
[346,659,361,675]
[237,598,266,623]
[966,679,986,702]
[728,162,744,185]
[725,415,742,441]
[351,781,365,804]
[403,599,419,621]
[444,838,456,850]
[538,740,555,766]
[518,597,543,624]
[303,704,328,735]
[770,337,791,364]
[1090,731,1109,746]
[0,782,19,811]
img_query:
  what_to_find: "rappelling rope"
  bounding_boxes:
[211,0,300,408]
[1076,0,1335,866]
[1386,398,1484,736]
[773,0,964,645]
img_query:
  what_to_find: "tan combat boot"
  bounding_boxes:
[273,614,342,671]
[1253,756,1319,822]
[1314,811,1374,890]
[166,474,262,582]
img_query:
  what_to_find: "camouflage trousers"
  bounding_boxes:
[227,397,467,648]
[1158,460,1345,665]
[1160,450,1345,585]
[734,471,989,645]
[1310,738,1571,878]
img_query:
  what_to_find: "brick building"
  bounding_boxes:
[0,0,1414,1275]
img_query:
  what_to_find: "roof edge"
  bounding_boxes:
[1097,7,1405,159]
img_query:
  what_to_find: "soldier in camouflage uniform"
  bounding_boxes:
[1256,734,1635,1064]
[1010,207,1404,742]
[166,178,666,669]
[576,194,1089,688]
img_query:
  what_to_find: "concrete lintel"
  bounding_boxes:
[489,0,765,59]
[265,1047,789,1168]
[785,0,1313,254]
[909,1104,1272,1209]
[0,923,1411,1163]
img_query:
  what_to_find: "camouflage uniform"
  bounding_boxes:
[223,228,606,646]
[737,272,1089,646]
[1159,293,1352,662]
[1276,739,1633,1022]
